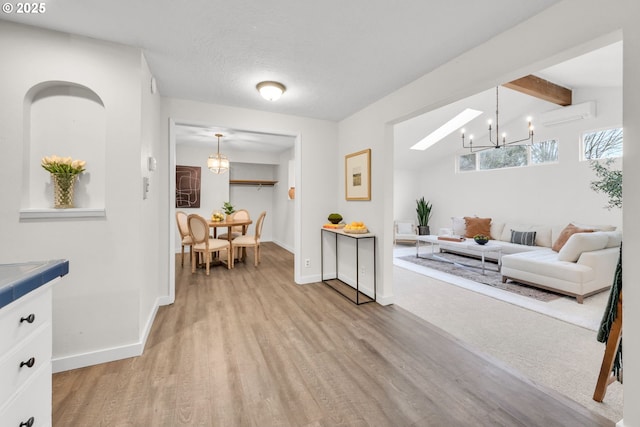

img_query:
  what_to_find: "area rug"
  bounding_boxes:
[398,253,561,302]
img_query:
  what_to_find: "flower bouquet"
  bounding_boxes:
[41,155,86,208]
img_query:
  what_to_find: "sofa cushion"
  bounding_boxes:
[464,217,491,238]
[502,250,595,283]
[572,222,617,232]
[500,223,532,242]
[532,226,552,247]
[498,224,550,247]
[511,230,536,246]
[600,231,623,248]
[557,232,609,262]
[490,221,505,240]
[552,223,595,252]
[452,216,466,236]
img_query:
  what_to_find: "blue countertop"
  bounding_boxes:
[0,260,69,309]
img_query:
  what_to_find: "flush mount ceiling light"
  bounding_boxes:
[207,133,229,174]
[256,81,286,101]
[461,86,535,152]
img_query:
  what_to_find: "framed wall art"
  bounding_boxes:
[176,165,201,208]
[345,148,371,201]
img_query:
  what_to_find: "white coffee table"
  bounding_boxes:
[416,235,502,275]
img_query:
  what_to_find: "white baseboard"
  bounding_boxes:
[616,419,625,427]
[376,294,395,306]
[296,273,322,284]
[271,239,294,253]
[52,296,162,373]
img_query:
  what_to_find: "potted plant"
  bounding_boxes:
[222,201,235,220]
[416,197,433,235]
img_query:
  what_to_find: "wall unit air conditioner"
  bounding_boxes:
[540,101,596,127]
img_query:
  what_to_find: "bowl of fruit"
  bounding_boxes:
[473,234,490,245]
[343,221,368,234]
[211,211,224,222]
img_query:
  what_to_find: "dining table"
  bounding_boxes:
[208,217,253,241]
[208,217,253,266]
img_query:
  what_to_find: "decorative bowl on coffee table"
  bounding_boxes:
[473,234,489,245]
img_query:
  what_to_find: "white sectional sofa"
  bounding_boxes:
[437,218,621,303]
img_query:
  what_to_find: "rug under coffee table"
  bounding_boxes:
[416,235,502,274]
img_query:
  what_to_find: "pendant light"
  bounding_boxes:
[207,133,229,174]
[461,86,535,152]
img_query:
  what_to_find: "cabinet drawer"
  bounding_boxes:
[0,286,52,356]
[0,364,51,427]
[0,324,52,405]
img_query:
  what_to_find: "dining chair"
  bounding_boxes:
[231,211,266,267]
[187,214,232,274]
[175,211,192,267]
[218,209,251,240]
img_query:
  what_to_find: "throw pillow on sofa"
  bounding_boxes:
[552,223,595,252]
[451,216,467,237]
[557,232,609,262]
[464,217,491,238]
[510,230,537,246]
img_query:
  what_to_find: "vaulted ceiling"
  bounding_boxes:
[394,41,623,171]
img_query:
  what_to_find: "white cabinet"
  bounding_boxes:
[0,283,53,427]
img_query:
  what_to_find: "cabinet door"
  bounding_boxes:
[0,286,52,356]
[0,365,51,427]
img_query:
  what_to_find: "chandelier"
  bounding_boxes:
[461,86,534,152]
[207,133,229,174]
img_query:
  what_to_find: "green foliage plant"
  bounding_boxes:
[416,197,433,227]
[590,159,622,210]
[222,201,236,215]
[327,213,343,224]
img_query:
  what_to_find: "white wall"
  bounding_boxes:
[229,162,277,242]
[339,0,639,424]
[272,147,296,252]
[0,22,164,370]
[139,54,164,346]
[398,86,623,233]
[621,1,640,424]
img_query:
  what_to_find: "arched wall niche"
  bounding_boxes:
[22,81,106,213]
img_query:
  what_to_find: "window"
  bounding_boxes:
[458,153,476,171]
[457,139,558,172]
[583,128,623,160]
[479,145,527,170]
[531,139,558,164]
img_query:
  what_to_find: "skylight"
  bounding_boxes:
[410,108,482,151]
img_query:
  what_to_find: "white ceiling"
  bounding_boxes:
[4,1,621,156]
[175,124,295,153]
[1,0,560,122]
[394,41,623,171]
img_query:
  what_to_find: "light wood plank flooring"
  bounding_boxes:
[52,243,614,426]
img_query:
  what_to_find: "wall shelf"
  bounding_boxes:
[229,180,278,186]
[19,208,106,220]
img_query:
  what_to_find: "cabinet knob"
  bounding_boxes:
[19,357,35,368]
[19,416,34,427]
[20,314,36,324]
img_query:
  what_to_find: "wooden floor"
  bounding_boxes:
[52,243,614,426]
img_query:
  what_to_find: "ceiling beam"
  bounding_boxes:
[503,75,572,106]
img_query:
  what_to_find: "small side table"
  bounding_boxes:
[321,228,376,305]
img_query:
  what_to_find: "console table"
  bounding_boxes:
[320,228,376,305]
